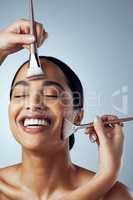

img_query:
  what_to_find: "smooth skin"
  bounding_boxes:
[0,19,133,200]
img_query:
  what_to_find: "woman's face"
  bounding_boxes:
[8,59,74,152]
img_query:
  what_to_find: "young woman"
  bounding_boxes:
[0,19,132,200]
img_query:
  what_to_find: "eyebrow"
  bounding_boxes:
[42,81,65,91]
[13,80,29,88]
[12,80,65,91]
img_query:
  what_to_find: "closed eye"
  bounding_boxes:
[44,95,59,98]
[14,95,28,98]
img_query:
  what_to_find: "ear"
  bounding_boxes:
[73,109,84,125]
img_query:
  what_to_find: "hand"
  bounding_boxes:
[0,19,48,63]
[62,115,124,200]
[86,115,124,182]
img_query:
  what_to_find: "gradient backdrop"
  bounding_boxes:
[0,0,133,190]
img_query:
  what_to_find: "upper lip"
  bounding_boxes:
[18,114,52,126]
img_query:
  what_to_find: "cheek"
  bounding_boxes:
[59,99,74,120]
[8,102,21,131]
[60,94,74,120]
[51,101,74,124]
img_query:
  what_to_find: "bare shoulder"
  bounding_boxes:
[0,163,21,185]
[73,164,95,186]
[0,164,21,200]
[104,182,133,200]
[0,163,20,174]
[74,164,133,200]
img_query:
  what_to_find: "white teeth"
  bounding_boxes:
[24,119,49,127]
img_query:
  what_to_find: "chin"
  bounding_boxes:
[10,123,66,153]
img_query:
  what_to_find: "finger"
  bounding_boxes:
[119,122,124,127]
[24,26,30,34]
[103,115,124,142]
[37,31,48,47]
[101,115,120,130]
[36,23,43,37]
[22,31,48,49]
[22,44,30,49]
[6,19,30,33]
[85,126,94,134]
[101,114,118,123]
[9,33,35,45]
[35,23,46,42]
[113,123,124,141]
[101,115,109,121]
[37,26,44,46]
[93,116,108,142]
[86,129,100,145]
[85,127,98,142]
[6,19,46,36]
[89,133,97,143]
[102,115,124,141]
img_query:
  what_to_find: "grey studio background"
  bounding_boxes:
[0,0,133,190]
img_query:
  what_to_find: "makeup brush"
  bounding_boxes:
[26,0,45,80]
[62,117,133,140]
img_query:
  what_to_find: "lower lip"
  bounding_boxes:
[21,125,49,134]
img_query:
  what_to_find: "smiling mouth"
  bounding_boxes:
[19,116,52,134]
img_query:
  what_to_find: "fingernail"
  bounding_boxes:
[89,134,97,143]
[28,35,35,41]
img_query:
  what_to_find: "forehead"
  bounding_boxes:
[13,58,68,88]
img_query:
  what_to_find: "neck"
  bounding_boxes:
[19,148,76,197]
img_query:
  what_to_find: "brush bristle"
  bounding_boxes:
[26,65,44,79]
[62,119,76,140]
[26,53,44,79]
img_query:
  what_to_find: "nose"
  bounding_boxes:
[25,92,47,112]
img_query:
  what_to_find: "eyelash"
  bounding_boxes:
[14,95,27,98]
[14,95,59,99]
[44,95,59,98]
